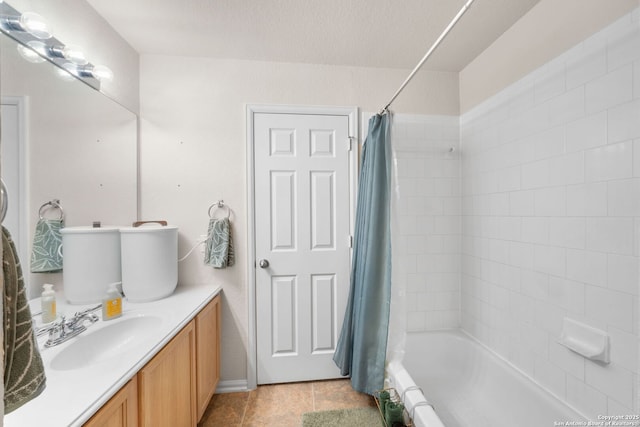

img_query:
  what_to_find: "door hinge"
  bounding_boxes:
[348,235,353,248]
[347,136,355,151]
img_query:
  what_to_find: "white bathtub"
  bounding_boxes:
[387,330,586,427]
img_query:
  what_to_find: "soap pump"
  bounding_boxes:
[102,282,123,321]
[41,283,56,323]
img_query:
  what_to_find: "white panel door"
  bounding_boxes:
[254,112,352,384]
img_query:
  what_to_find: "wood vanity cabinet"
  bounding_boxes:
[83,295,221,427]
[138,320,197,426]
[195,294,221,420]
[84,378,138,427]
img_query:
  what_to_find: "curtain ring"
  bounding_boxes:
[39,199,64,220]
[208,200,230,219]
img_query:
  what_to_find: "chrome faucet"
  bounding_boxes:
[44,311,99,348]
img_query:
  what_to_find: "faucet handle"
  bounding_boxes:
[48,317,66,341]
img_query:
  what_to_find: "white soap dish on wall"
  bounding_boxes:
[558,318,610,364]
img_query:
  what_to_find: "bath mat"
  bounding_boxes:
[301,406,383,427]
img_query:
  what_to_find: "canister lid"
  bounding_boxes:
[119,224,178,234]
[60,226,121,234]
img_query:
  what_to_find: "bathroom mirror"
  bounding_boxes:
[0,33,138,298]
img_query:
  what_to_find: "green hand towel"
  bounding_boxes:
[3,226,46,413]
[204,217,235,269]
[30,218,64,273]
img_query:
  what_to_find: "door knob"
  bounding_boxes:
[258,259,270,269]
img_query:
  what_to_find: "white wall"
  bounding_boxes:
[138,55,459,384]
[460,8,639,417]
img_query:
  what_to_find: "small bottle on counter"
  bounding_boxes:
[102,282,123,321]
[41,283,57,323]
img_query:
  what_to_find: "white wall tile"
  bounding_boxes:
[534,127,566,161]
[508,241,534,270]
[607,254,639,295]
[565,111,607,153]
[585,362,634,409]
[608,178,640,216]
[608,99,640,143]
[608,327,638,372]
[522,217,549,244]
[533,299,566,336]
[586,217,634,255]
[634,59,640,99]
[549,217,586,249]
[509,190,535,216]
[566,249,607,287]
[550,152,585,186]
[522,158,552,189]
[566,182,608,216]
[565,38,607,90]
[546,86,585,127]
[534,64,566,104]
[585,64,633,114]
[549,276,585,314]
[534,187,566,216]
[566,376,608,421]
[534,245,566,277]
[585,141,633,182]
[460,10,639,418]
[521,269,549,300]
[607,25,640,71]
[634,139,640,177]
[585,286,634,332]
[549,341,586,381]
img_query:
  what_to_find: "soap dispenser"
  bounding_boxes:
[102,282,123,321]
[41,284,56,323]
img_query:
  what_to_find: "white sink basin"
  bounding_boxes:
[50,315,161,371]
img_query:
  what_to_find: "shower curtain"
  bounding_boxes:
[333,113,392,395]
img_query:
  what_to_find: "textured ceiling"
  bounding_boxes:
[86,0,541,72]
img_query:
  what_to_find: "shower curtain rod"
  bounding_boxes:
[379,0,476,114]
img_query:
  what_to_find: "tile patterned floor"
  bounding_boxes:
[198,379,376,426]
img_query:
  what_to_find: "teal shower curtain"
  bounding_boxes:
[333,113,392,395]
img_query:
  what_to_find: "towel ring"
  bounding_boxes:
[208,200,230,219]
[0,179,7,223]
[39,199,64,221]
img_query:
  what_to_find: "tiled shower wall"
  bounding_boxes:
[460,8,639,418]
[391,114,460,331]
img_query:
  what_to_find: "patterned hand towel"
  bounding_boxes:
[204,217,235,268]
[30,218,64,273]
[3,226,46,413]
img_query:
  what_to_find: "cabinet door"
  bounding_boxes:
[138,320,196,427]
[196,295,221,420]
[84,378,138,427]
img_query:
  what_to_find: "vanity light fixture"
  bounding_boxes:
[1,10,52,39]
[66,63,114,82]
[0,1,111,91]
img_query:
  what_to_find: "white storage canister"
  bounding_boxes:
[119,224,178,302]
[61,226,122,304]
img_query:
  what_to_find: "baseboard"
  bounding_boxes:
[215,379,250,393]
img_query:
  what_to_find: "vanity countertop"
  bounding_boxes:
[5,283,222,427]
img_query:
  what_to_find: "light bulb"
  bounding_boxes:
[62,44,87,65]
[91,65,113,82]
[16,43,45,63]
[19,12,51,39]
[56,62,78,81]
